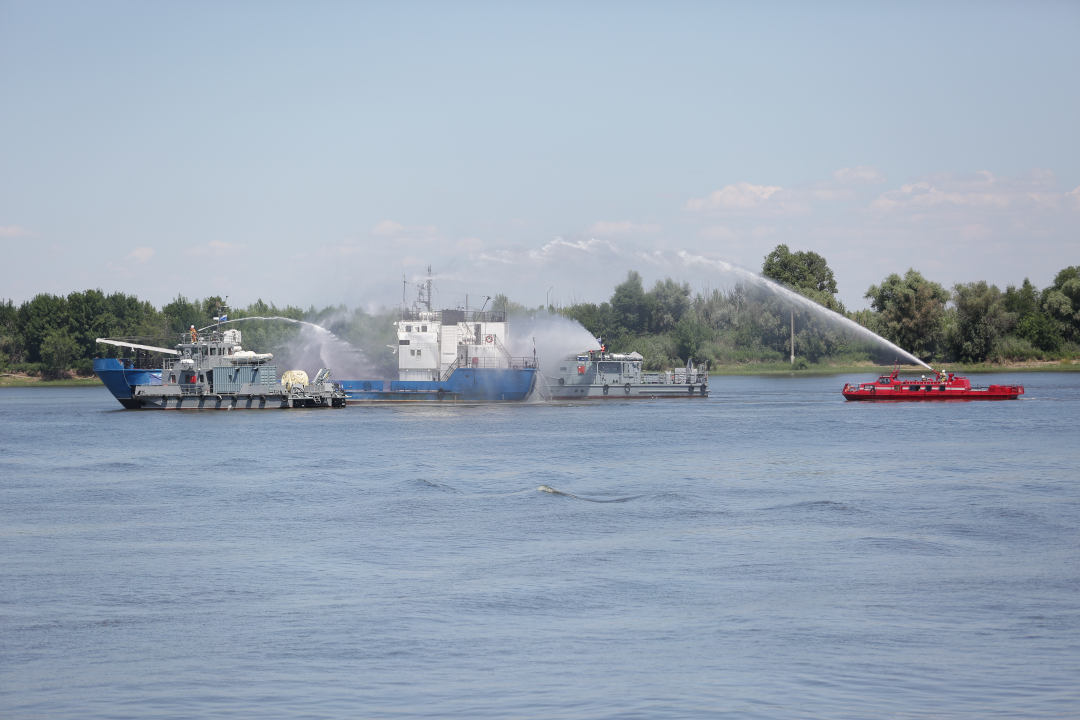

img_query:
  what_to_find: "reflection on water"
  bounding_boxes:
[2,373,1078,719]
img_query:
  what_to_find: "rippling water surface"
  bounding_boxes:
[2,373,1079,719]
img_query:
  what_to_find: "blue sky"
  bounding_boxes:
[2,1,1077,312]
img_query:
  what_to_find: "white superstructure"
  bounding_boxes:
[396,309,514,381]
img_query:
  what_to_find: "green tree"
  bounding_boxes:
[0,299,24,365]
[673,315,708,363]
[1015,313,1063,352]
[40,330,79,378]
[646,278,691,332]
[492,294,527,316]
[761,244,843,312]
[949,281,1015,362]
[864,269,949,360]
[1041,266,1080,341]
[610,271,654,336]
[1003,278,1040,319]
[17,293,69,362]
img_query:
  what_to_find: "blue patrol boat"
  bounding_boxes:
[93,329,346,409]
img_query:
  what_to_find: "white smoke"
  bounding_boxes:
[506,313,601,375]
[203,316,379,379]
[275,323,378,380]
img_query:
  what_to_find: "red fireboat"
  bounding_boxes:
[842,364,1024,401]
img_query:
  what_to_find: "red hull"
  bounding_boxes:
[842,368,1023,401]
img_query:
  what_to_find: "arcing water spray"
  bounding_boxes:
[676,251,933,370]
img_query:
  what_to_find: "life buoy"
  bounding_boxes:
[624,383,631,395]
[485,334,493,344]
[558,377,565,385]
[603,384,609,396]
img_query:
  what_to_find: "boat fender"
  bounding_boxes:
[558,377,565,385]
[603,384,609,396]
[624,383,631,395]
[437,388,445,400]
[688,385,694,394]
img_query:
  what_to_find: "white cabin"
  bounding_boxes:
[396,309,513,381]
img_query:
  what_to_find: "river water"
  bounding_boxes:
[2,373,1078,719]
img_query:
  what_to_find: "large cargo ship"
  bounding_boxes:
[338,307,537,403]
[338,273,537,403]
[546,351,709,400]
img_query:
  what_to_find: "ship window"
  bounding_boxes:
[938,385,946,391]
[598,362,621,374]
[421,325,427,332]
[410,349,416,356]
[879,378,890,384]
[909,386,920,391]
[399,339,410,345]
[560,367,567,371]
[406,325,412,332]
[416,349,422,356]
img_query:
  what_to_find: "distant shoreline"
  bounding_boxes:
[708,360,1080,376]
[3,359,1079,388]
[0,375,103,387]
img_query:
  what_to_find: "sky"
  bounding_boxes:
[1,0,1078,313]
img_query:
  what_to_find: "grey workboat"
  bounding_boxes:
[94,328,346,409]
[546,351,709,400]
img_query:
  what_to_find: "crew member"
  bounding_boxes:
[190,325,197,343]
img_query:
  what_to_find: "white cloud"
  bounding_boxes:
[698,225,736,240]
[683,182,811,216]
[192,240,246,257]
[372,220,405,236]
[867,170,1080,223]
[0,225,37,238]
[832,166,888,185]
[456,237,484,251]
[473,237,622,267]
[529,237,620,261]
[588,220,661,236]
[107,246,156,276]
[372,220,438,237]
[126,247,155,263]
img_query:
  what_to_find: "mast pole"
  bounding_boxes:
[790,308,795,365]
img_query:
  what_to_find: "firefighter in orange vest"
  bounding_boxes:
[190,325,197,343]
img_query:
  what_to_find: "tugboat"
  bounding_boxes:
[338,271,538,403]
[93,327,346,409]
[547,351,709,400]
[842,364,1024,401]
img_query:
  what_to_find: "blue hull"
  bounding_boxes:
[93,358,162,408]
[340,368,537,403]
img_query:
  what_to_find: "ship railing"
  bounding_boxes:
[400,309,508,324]
[461,356,538,370]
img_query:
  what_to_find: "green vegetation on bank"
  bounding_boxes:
[500,246,1080,371]
[2,249,1077,380]
[0,293,398,380]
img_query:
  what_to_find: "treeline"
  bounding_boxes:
[4,250,1077,378]
[495,246,1079,369]
[0,291,398,378]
